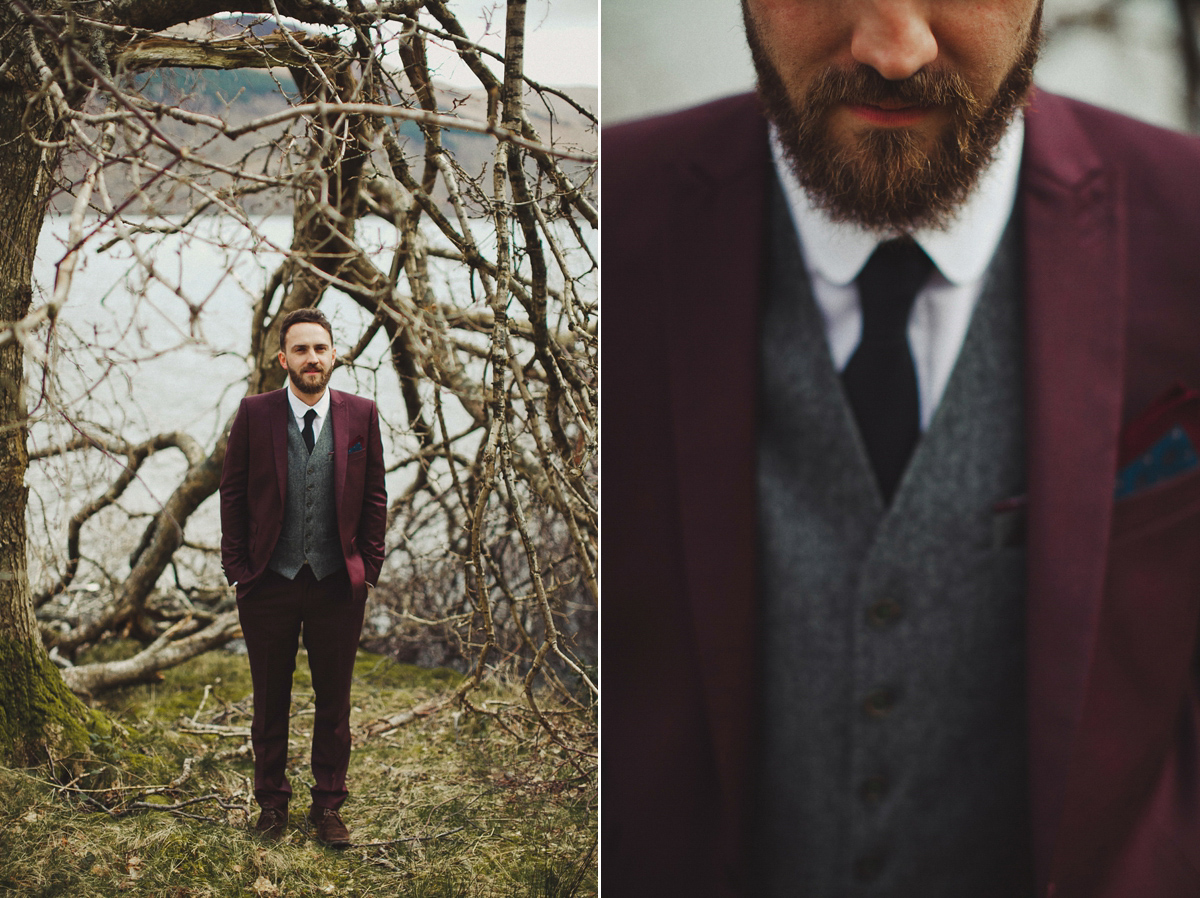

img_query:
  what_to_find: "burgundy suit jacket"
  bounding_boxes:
[219,387,387,604]
[604,90,1200,898]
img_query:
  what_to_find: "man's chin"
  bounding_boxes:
[290,371,329,395]
[782,124,968,231]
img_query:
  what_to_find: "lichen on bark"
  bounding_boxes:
[0,635,105,766]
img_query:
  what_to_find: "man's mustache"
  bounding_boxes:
[805,64,982,114]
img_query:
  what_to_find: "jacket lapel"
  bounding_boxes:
[1021,90,1130,890]
[272,388,290,509]
[663,99,771,861]
[330,389,348,529]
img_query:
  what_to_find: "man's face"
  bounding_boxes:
[279,321,335,398]
[743,0,1043,231]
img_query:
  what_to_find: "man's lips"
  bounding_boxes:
[845,103,935,126]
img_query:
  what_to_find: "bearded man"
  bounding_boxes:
[605,1,1200,896]
[220,308,387,846]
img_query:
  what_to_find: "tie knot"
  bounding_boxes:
[856,239,934,338]
[304,409,317,424]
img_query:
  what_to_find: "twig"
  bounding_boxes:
[354,826,466,848]
[122,792,227,815]
[177,721,251,738]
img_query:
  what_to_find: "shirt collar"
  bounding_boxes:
[285,383,331,421]
[771,111,1024,287]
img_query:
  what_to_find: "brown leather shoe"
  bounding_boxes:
[307,806,351,847]
[254,806,287,841]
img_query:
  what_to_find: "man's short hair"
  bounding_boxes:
[278,308,334,352]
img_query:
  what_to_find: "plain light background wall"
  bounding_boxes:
[603,0,1190,131]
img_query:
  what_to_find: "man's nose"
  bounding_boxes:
[850,1,938,81]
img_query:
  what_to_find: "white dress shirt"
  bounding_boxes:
[285,383,331,444]
[771,113,1024,429]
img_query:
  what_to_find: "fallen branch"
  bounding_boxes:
[59,611,241,696]
[360,697,446,739]
[117,33,343,71]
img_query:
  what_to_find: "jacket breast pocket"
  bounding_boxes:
[1110,467,1200,544]
[1101,468,1200,716]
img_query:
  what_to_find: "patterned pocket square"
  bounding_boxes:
[1115,383,1200,499]
[348,439,364,454]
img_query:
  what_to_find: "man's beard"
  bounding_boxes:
[744,6,1042,231]
[288,363,332,395]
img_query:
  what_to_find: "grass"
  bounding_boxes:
[0,643,596,897]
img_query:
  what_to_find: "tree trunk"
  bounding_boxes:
[0,86,96,764]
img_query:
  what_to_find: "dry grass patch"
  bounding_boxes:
[0,643,595,897]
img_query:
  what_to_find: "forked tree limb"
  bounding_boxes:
[60,609,241,696]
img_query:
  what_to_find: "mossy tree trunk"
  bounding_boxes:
[0,85,93,764]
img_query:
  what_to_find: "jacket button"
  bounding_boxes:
[863,687,897,718]
[860,775,888,805]
[866,598,903,628]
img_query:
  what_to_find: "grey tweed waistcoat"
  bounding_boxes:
[754,179,1031,898]
[268,408,343,581]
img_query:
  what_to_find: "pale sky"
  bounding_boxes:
[425,0,598,89]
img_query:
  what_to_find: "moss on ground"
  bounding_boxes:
[353,654,462,691]
[82,638,256,725]
[0,645,595,897]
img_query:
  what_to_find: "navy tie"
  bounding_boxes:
[302,409,317,454]
[841,238,934,504]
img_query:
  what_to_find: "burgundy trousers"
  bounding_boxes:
[237,564,366,811]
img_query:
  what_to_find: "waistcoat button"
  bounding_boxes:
[863,687,897,718]
[860,775,889,804]
[866,598,903,628]
[853,852,886,882]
